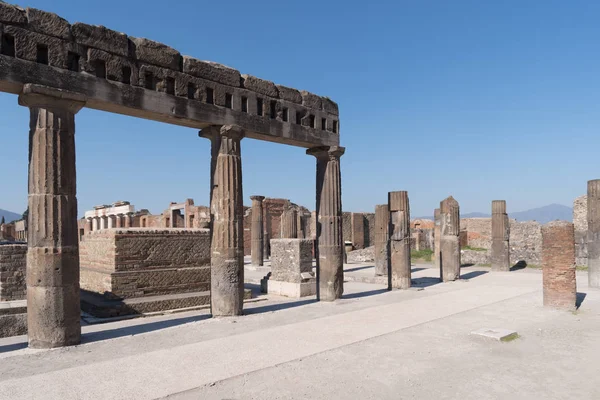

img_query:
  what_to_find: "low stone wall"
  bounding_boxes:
[347,246,375,263]
[80,228,211,299]
[0,244,27,301]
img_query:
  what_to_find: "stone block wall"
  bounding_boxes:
[0,244,27,301]
[573,195,587,266]
[80,228,211,299]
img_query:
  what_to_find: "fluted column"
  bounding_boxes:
[491,200,510,271]
[280,208,298,238]
[250,195,265,266]
[100,216,108,230]
[588,179,600,288]
[92,217,99,231]
[201,125,244,316]
[440,196,461,282]
[307,146,345,301]
[18,84,86,349]
[434,208,441,273]
[374,204,390,276]
[389,191,411,289]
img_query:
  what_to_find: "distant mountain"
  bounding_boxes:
[0,209,22,223]
[415,204,573,224]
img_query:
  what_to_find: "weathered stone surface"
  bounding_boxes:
[542,221,576,311]
[270,239,313,283]
[389,191,411,289]
[374,205,389,276]
[276,84,302,104]
[0,2,25,24]
[0,312,27,339]
[574,195,587,266]
[26,7,70,39]
[0,244,27,301]
[351,213,366,250]
[71,22,128,57]
[183,56,241,87]
[307,146,344,301]
[301,90,322,109]
[347,246,375,264]
[491,200,510,272]
[250,196,265,266]
[322,97,339,116]
[130,37,181,70]
[208,125,245,316]
[440,196,461,282]
[19,84,85,349]
[588,180,600,288]
[4,25,71,69]
[280,208,298,239]
[242,74,278,98]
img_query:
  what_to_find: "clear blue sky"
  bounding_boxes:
[1,0,599,218]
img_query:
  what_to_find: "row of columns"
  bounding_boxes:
[22,84,346,348]
[85,213,133,232]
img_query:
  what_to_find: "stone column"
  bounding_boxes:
[100,216,108,230]
[374,204,390,276]
[280,208,298,238]
[491,200,510,271]
[588,179,600,288]
[388,191,411,289]
[85,218,92,234]
[124,213,132,228]
[108,215,116,229]
[18,84,86,349]
[115,214,123,228]
[307,146,345,301]
[440,196,461,282]
[250,195,265,266]
[434,208,441,272]
[351,213,366,250]
[542,221,577,311]
[202,125,244,316]
[92,217,99,231]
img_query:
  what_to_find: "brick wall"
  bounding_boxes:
[80,228,211,299]
[0,244,27,301]
[542,221,576,311]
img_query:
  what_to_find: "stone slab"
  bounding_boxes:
[266,280,316,298]
[470,328,519,342]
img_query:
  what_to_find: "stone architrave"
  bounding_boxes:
[307,146,345,301]
[201,125,245,316]
[491,200,510,271]
[440,196,461,282]
[588,179,600,288]
[388,191,411,289]
[280,208,298,238]
[250,196,265,266]
[18,84,86,349]
[542,221,577,311]
[434,208,441,273]
[374,204,390,276]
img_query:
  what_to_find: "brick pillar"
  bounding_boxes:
[389,191,411,289]
[588,179,600,288]
[440,196,460,282]
[542,221,576,311]
[280,208,298,238]
[18,84,86,349]
[250,195,265,266]
[203,125,245,316]
[491,200,510,271]
[374,204,390,276]
[307,146,345,301]
[434,208,441,273]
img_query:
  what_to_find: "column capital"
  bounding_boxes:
[18,84,86,114]
[306,145,345,160]
[199,125,245,141]
[250,195,265,202]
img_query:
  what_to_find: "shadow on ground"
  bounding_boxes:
[0,341,27,354]
[577,292,587,309]
[345,265,374,273]
[412,277,442,288]
[342,289,389,300]
[510,261,528,271]
[461,271,488,280]
[244,299,317,315]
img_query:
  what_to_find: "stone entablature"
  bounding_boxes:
[0,2,339,148]
[79,228,211,299]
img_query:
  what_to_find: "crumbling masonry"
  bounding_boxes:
[440,196,460,282]
[491,200,510,271]
[389,191,411,289]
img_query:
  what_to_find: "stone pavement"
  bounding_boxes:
[0,263,598,399]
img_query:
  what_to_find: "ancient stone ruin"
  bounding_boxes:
[389,191,411,289]
[491,200,510,271]
[440,196,460,282]
[541,221,577,311]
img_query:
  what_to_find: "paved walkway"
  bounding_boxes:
[0,264,598,400]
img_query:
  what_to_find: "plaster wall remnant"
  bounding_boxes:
[250,196,265,266]
[491,200,510,271]
[440,196,461,282]
[374,204,389,276]
[542,221,576,311]
[307,146,344,301]
[388,191,411,289]
[588,180,600,288]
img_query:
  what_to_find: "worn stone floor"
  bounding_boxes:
[0,262,598,400]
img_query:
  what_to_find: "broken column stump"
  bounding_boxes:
[440,196,461,282]
[389,191,411,289]
[588,179,600,288]
[374,204,390,276]
[266,239,315,298]
[491,200,510,272]
[542,221,577,311]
